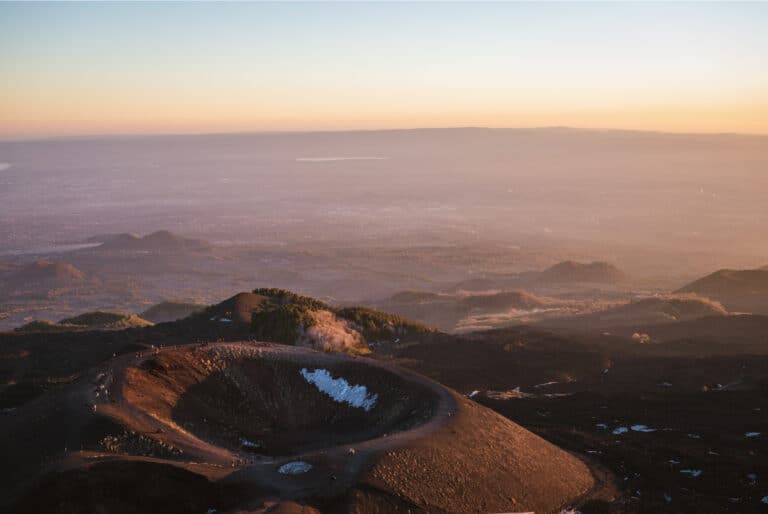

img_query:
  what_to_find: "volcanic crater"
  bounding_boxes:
[127,345,439,457]
[5,342,606,513]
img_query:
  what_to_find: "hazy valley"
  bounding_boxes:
[2,129,768,513]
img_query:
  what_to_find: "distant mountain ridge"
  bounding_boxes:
[87,230,211,252]
[677,267,768,314]
[449,260,627,293]
[536,260,626,284]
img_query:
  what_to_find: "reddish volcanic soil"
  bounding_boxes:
[1,342,611,513]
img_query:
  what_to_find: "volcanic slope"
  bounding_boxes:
[0,289,430,409]
[2,342,603,514]
[376,289,559,332]
[537,294,728,332]
[676,267,768,314]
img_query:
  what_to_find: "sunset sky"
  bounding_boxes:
[1,2,767,138]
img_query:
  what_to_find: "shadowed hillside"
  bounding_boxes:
[677,268,768,314]
[140,301,207,323]
[536,260,626,285]
[538,294,728,332]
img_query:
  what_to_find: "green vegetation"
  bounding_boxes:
[252,288,329,311]
[251,304,317,344]
[14,311,153,332]
[14,320,85,333]
[249,289,327,343]
[336,306,432,342]
[59,311,130,327]
[248,288,431,345]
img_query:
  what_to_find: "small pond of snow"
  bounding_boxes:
[278,461,313,474]
[300,368,378,411]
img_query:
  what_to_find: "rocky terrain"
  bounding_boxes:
[1,342,605,514]
[2,287,768,512]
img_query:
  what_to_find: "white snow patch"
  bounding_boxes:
[631,424,656,433]
[680,469,702,477]
[613,426,628,435]
[745,432,762,438]
[240,438,260,449]
[300,368,377,411]
[468,390,480,398]
[595,423,608,430]
[278,461,312,474]
[761,496,768,504]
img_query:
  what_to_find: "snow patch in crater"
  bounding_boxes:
[278,461,312,474]
[300,368,378,411]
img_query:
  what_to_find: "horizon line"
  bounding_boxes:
[2,125,768,143]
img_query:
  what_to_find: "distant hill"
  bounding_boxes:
[536,260,626,285]
[377,289,559,332]
[539,294,727,332]
[89,230,212,252]
[192,288,430,354]
[676,268,768,314]
[459,290,550,311]
[16,311,153,332]
[13,320,86,333]
[0,260,93,299]
[448,261,627,295]
[140,301,208,323]
[59,311,153,329]
[202,291,272,324]
[4,260,85,288]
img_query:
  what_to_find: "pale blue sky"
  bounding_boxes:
[2,2,767,137]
